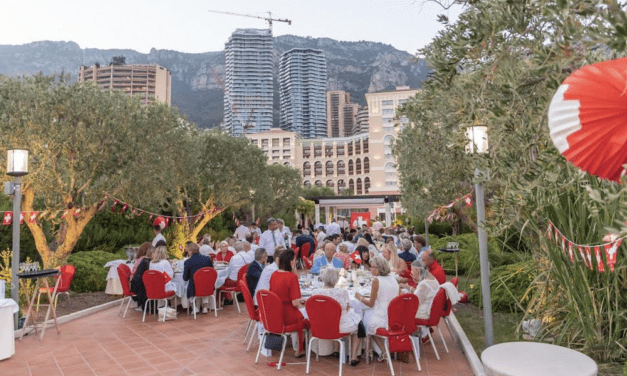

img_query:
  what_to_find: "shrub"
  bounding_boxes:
[67,250,122,293]
[72,211,153,254]
[467,260,535,313]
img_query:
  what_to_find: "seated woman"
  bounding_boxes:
[130,246,154,311]
[354,256,400,362]
[269,249,310,358]
[131,242,153,276]
[381,243,407,276]
[334,243,352,270]
[149,245,176,293]
[216,240,234,262]
[357,237,379,258]
[354,245,371,270]
[313,268,363,366]
[401,260,439,339]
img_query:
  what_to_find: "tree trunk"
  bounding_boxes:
[189,200,224,241]
[22,186,97,268]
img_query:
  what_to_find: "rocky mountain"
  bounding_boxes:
[0,36,428,128]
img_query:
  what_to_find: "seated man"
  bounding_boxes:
[183,243,214,313]
[295,229,316,257]
[247,247,267,302]
[420,248,446,284]
[218,241,248,306]
[398,238,417,263]
[254,246,285,304]
[311,242,344,274]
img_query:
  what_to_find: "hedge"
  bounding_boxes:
[67,250,125,293]
[467,260,535,313]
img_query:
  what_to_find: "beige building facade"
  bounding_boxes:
[247,86,420,198]
[78,64,172,106]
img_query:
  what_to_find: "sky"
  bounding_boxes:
[1,0,463,54]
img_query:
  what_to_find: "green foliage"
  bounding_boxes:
[467,260,535,313]
[301,186,336,198]
[73,210,153,254]
[67,250,122,293]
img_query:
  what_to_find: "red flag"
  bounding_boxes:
[560,236,566,255]
[137,210,144,217]
[28,211,37,223]
[19,212,24,224]
[604,239,622,272]
[585,246,593,270]
[577,245,588,268]
[594,246,605,272]
[547,222,553,240]
[554,228,559,244]
[111,199,119,213]
[119,204,129,213]
[463,193,473,207]
[2,212,12,226]
[350,250,362,264]
[131,208,137,215]
[567,241,574,263]
[73,208,81,217]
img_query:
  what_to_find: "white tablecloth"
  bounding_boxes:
[104,260,135,295]
[171,267,229,309]
[481,342,597,376]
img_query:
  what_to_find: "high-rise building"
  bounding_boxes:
[279,48,327,139]
[355,105,369,135]
[224,29,274,136]
[326,90,359,137]
[78,64,171,106]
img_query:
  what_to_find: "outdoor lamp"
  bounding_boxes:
[7,149,29,176]
[465,125,488,154]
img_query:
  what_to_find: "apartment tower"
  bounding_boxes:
[326,90,359,137]
[78,64,172,106]
[224,29,274,136]
[279,48,328,139]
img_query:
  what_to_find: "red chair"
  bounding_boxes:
[255,289,310,370]
[191,267,218,319]
[450,277,459,287]
[116,264,135,318]
[142,270,177,322]
[300,243,311,266]
[305,295,356,375]
[218,264,249,314]
[239,280,260,351]
[37,264,75,310]
[415,288,448,360]
[370,294,421,375]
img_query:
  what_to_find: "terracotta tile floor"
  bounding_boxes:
[2,303,474,375]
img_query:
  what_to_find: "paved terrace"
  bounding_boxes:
[2,302,474,376]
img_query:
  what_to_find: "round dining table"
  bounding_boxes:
[481,342,597,376]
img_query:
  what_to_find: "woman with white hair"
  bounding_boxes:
[354,256,400,362]
[312,268,362,366]
[401,260,439,340]
[216,240,234,262]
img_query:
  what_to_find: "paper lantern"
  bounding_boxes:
[548,57,627,182]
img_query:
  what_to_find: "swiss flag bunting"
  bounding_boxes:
[28,211,37,223]
[604,239,622,272]
[111,200,119,213]
[594,246,605,273]
[463,193,473,207]
[577,245,588,268]
[567,241,574,263]
[585,247,593,270]
[547,222,553,240]
[119,204,129,213]
[3,211,12,226]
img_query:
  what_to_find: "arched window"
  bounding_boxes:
[315,180,323,187]
[337,160,346,175]
[326,161,334,176]
[337,179,346,192]
[364,177,371,193]
[356,158,362,175]
[384,135,395,158]
[363,157,370,173]
[284,161,290,167]
[385,162,397,187]
[314,161,322,176]
[303,162,311,178]
[356,178,363,195]
[304,180,311,187]
[348,160,354,175]
[326,180,334,188]
[348,179,355,192]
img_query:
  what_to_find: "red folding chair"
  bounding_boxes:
[116,264,135,318]
[440,281,459,349]
[240,280,260,351]
[255,289,310,370]
[191,267,218,319]
[450,277,459,287]
[37,264,75,310]
[305,295,357,375]
[219,264,249,314]
[142,270,177,322]
[415,288,448,360]
[369,293,421,375]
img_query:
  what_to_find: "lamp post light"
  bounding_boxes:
[465,126,494,347]
[5,149,29,330]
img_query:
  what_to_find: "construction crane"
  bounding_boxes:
[208,10,291,33]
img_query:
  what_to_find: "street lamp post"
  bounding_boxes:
[465,126,494,347]
[5,149,29,330]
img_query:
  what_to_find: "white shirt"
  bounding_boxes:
[341,241,355,253]
[372,221,384,231]
[227,252,248,281]
[149,259,173,278]
[254,262,278,304]
[337,220,349,230]
[152,233,166,247]
[249,226,262,237]
[259,229,286,256]
[316,231,327,245]
[199,244,215,256]
[243,249,255,263]
[233,225,249,241]
[326,222,341,236]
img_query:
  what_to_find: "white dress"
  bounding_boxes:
[366,275,399,335]
[415,279,439,319]
[312,288,360,333]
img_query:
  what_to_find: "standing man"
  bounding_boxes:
[277,219,292,246]
[152,216,167,247]
[326,218,341,237]
[249,222,262,238]
[259,218,285,264]
[372,217,384,232]
[337,216,349,232]
[233,222,250,241]
[315,225,327,245]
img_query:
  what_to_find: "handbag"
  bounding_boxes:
[386,324,413,353]
[264,333,284,350]
[357,321,366,338]
[157,306,177,320]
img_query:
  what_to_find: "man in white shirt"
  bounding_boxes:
[372,218,384,232]
[245,233,259,253]
[227,241,248,282]
[242,241,255,263]
[249,223,262,237]
[341,233,356,253]
[152,216,167,246]
[326,218,341,236]
[277,219,292,246]
[254,246,285,305]
[315,225,327,245]
[259,218,286,263]
[337,217,349,232]
[233,223,250,241]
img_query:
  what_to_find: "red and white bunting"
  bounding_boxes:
[577,245,588,268]
[111,200,119,213]
[28,211,37,223]
[568,241,574,263]
[594,246,605,273]
[605,239,622,272]
[119,204,129,214]
[463,193,473,207]
[3,211,12,226]
[547,222,553,240]
[585,246,593,270]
